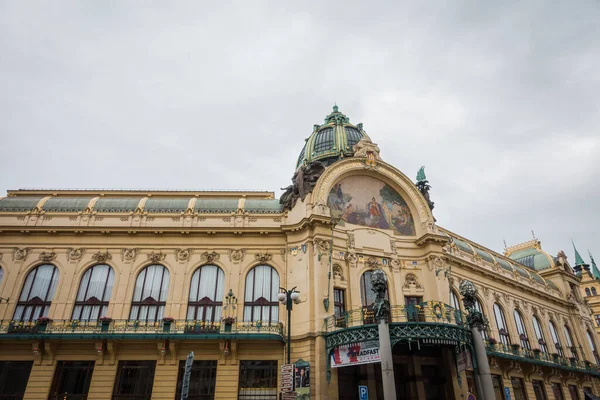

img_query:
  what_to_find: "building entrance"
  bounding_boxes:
[336,344,455,399]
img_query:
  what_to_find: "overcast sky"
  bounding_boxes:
[1,1,598,261]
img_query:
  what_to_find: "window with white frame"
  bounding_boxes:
[549,321,564,356]
[514,310,530,349]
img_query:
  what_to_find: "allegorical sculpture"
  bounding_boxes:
[371,269,390,322]
[459,280,488,331]
[415,166,435,211]
[280,161,326,211]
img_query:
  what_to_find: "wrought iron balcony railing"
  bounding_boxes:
[0,319,284,337]
[324,301,464,332]
[485,341,600,376]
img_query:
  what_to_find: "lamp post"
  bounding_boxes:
[278,286,300,364]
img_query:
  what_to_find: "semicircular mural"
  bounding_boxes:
[327,176,415,236]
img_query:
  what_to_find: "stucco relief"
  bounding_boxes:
[147,251,166,263]
[39,252,56,262]
[92,251,112,263]
[200,251,220,263]
[175,248,193,262]
[67,248,85,261]
[327,175,415,235]
[13,247,30,262]
[121,248,139,262]
[228,249,246,263]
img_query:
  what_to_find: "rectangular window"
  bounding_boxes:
[238,361,277,400]
[532,380,547,400]
[112,361,155,400]
[551,383,564,400]
[405,296,423,322]
[175,360,217,400]
[510,377,528,400]
[0,361,33,400]
[568,384,580,400]
[50,361,95,400]
[334,289,345,316]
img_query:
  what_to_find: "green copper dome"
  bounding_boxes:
[296,105,369,169]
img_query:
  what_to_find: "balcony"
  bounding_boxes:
[324,302,471,353]
[485,341,600,377]
[0,319,284,341]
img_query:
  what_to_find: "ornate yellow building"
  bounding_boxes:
[0,106,599,400]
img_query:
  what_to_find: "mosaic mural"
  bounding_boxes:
[327,176,415,236]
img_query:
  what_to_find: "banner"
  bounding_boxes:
[330,341,380,368]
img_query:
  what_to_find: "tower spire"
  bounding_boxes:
[571,239,589,276]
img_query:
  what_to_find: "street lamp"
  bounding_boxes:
[278,286,301,364]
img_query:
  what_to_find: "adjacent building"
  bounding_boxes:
[0,106,599,400]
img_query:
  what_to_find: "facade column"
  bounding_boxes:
[460,280,495,400]
[370,269,397,400]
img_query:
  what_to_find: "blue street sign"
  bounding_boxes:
[505,387,512,400]
[359,385,369,400]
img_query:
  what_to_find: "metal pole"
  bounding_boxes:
[287,293,292,364]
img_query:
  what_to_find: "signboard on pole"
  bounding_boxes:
[281,363,295,393]
[295,363,310,399]
[330,341,381,368]
[180,351,194,400]
[359,385,369,400]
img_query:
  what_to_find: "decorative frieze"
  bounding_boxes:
[67,248,85,261]
[13,248,31,262]
[254,252,272,263]
[175,248,193,262]
[121,248,139,262]
[147,251,166,263]
[38,252,56,262]
[228,249,246,264]
[92,251,112,263]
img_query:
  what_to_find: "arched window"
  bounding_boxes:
[130,264,170,321]
[593,288,598,296]
[72,264,115,321]
[360,270,389,307]
[0,266,4,287]
[451,290,461,310]
[474,298,488,339]
[493,303,511,345]
[586,288,591,296]
[13,264,59,321]
[532,316,548,353]
[187,265,225,322]
[243,265,279,323]
[564,325,578,360]
[587,330,600,364]
[514,310,530,349]
[549,321,563,356]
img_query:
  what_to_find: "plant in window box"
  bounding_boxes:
[255,320,262,330]
[36,317,52,332]
[532,348,542,358]
[510,343,521,354]
[222,317,236,332]
[98,316,112,332]
[551,352,560,362]
[487,337,498,348]
[162,317,175,332]
[568,356,577,366]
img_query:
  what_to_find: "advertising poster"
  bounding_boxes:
[330,341,381,368]
[295,364,310,399]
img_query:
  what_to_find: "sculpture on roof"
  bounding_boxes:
[280,161,326,211]
[352,137,381,168]
[415,166,435,212]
